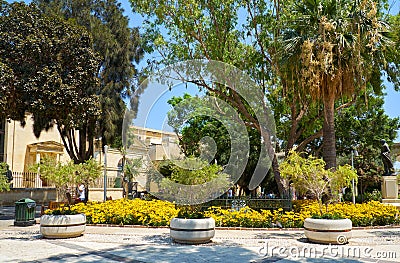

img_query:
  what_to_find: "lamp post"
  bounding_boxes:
[351,149,359,204]
[103,144,108,202]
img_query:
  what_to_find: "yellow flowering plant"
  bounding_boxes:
[40,198,400,228]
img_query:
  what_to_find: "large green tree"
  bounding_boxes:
[167,94,278,195]
[130,0,399,195]
[277,0,395,169]
[34,0,144,148]
[0,1,101,163]
[130,0,287,195]
[167,94,232,163]
[386,10,400,88]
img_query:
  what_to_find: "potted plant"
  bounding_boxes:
[31,158,101,238]
[280,150,358,244]
[40,206,86,239]
[159,157,231,244]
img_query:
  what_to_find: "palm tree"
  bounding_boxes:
[277,0,392,169]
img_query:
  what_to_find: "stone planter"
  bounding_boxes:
[40,214,86,239]
[304,218,352,244]
[170,217,215,244]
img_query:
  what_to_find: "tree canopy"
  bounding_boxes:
[34,0,144,148]
[130,0,399,195]
[0,1,101,163]
[131,0,285,194]
[167,93,278,195]
[277,0,395,169]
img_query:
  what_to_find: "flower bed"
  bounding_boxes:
[46,199,400,228]
[68,199,178,226]
[292,200,400,227]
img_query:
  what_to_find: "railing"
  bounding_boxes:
[90,176,122,188]
[10,172,54,188]
[10,172,122,189]
[202,198,292,211]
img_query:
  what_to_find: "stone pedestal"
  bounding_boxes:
[381,176,399,199]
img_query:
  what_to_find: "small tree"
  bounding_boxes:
[76,159,102,202]
[160,157,232,218]
[30,157,101,203]
[280,151,357,215]
[0,162,10,192]
[30,158,76,202]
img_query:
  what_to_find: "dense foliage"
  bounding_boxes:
[153,157,232,214]
[277,0,394,168]
[34,0,144,148]
[0,1,101,163]
[130,0,399,196]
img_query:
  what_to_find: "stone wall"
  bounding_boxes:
[88,188,123,201]
[0,188,57,206]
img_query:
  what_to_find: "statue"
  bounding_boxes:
[381,139,396,176]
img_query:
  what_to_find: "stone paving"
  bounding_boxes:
[1,206,400,263]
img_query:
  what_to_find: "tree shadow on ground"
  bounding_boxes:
[16,238,268,263]
[367,229,400,237]
[255,232,305,239]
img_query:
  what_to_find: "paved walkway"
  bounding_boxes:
[1,206,399,262]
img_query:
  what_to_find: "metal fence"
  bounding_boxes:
[9,172,121,189]
[89,176,122,188]
[10,172,52,188]
[202,198,292,211]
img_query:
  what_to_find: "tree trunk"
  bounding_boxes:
[271,154,288,198]
[57,121,96,164]
[323,94,337,170]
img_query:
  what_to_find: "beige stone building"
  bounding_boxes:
[130,126,181,161]
[0,118,70,173]
[0,116,181,195]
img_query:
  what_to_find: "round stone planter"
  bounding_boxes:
[170,217,215,244]
[40,214,86,239]
[304,218,352,244]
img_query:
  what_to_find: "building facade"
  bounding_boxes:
[1,117,70,173]
[0,116,181,193]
